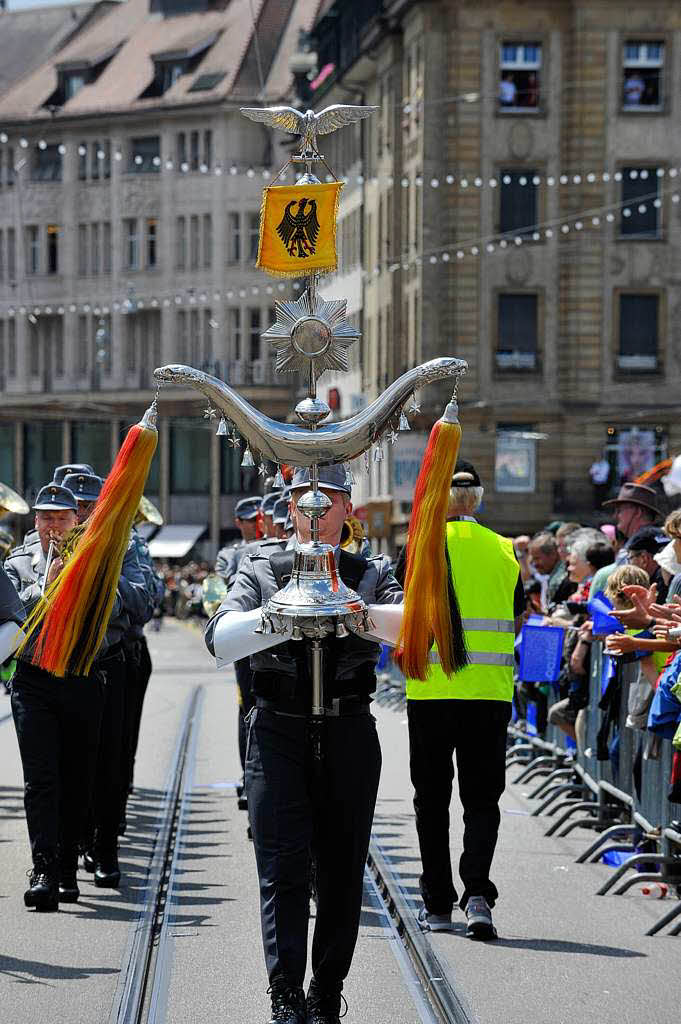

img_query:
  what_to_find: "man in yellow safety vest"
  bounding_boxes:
[407,460,524,940]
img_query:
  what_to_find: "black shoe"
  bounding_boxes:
[306,980,346,1024]
[59,850,80,903]
[82,850,96,873]
[94,849,121,888]
[94,863,121,888]
[238,795,249,811]
[24,859,59,912]
[58,871,80,903]
[267,978,306,1024]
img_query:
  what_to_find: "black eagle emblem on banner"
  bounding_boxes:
[276,197,320,258]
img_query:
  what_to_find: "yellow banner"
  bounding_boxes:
[256,182,343,278]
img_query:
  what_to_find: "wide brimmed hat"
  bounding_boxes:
[602,482,660,518]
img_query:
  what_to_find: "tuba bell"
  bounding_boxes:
[135,495,164,527]
[340,516,365,555]
[201,573,228,617]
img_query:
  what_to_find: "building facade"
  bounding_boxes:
[0,0,321,554]
[310,0,681,537]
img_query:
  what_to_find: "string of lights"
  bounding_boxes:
[0,183,676,318]
[1,132,678,192]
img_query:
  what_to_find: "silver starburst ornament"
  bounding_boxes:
[262,289,360,378]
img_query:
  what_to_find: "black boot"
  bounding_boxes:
[267,977,306,1024]
[82,849,96,873]
[94,845,121,888]
[306,979,346,1024]
[24,855,59,912]
[58,849,80,903]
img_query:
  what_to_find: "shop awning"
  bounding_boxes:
[148,524,207,559]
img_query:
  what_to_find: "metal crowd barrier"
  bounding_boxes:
[374,638,681,935]
[508,639,681,937]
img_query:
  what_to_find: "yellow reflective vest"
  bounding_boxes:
[406,518,518,702]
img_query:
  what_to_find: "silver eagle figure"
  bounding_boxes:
[240,104,378,158]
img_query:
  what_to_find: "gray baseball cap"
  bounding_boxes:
[53,463,95,485]
[33,483,78,512]
[291,464,351,494]
[62,472,103,503]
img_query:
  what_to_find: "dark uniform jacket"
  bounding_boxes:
[5,534,151,661]
[215,538,263,588]
[125,528,165,641]
[0,564,25,627]
[205,545,402,700]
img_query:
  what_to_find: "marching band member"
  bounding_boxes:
[6,483,105,911]
[205,465,402,1024]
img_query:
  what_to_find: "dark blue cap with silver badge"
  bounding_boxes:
[53,463,95,485]
[261,491,283,516]
[62,473,103,503]
[272,498,289,525]
[234,496,261,520]
[291,464,351,494]
[33,483,78,512]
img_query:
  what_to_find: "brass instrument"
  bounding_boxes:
[41,525,86,595]
[0,481,30,517]
[0,526,14,560]
[340,516,365,555]
[135,495,164,527]
[201,573,228,617]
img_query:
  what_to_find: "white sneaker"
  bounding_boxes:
[464,896,497,941]
[417,906,452,932]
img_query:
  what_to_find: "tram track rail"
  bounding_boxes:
[109,684,203,1024]
[367,838,477,1024]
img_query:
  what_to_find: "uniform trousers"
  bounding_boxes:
[407,698,511,913]
[246,705,381,992]
[11,659,104,865]
[91,647,127,855]
[235,657,256,773]
[122,637,152,794]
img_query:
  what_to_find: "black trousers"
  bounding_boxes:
[235,658,256,773]
[407,698,511,913]
[91,648,127,854]
[11,660,104,864]
[123,637,152,794]
[246,706,381,991]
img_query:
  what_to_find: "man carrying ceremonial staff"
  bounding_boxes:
[206,465,402,1024]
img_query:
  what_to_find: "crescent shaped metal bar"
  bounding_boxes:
[153,357,467,468]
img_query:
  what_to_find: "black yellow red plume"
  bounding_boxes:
[394,398,467,681]
[19,406,158,677]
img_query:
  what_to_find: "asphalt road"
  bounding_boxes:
[0,620,677,1024]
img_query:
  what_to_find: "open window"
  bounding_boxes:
[140,34,220,99]
[499,43,541,111]
[622,41,664,110]
[44,44,123,108]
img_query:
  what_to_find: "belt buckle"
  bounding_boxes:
[326,698,341,717]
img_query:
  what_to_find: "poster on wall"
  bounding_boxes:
[392,433,428,501]
[495,432,536,493]
[616,428,656,484]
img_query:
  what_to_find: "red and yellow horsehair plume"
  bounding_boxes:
[19,407,158,678]
[394,400,463,681]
